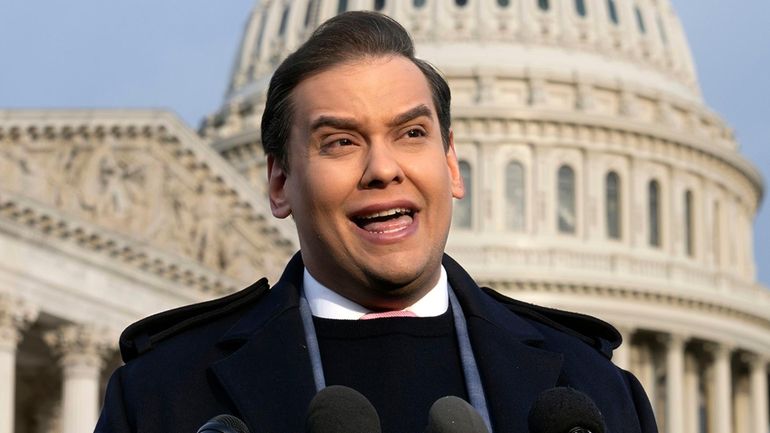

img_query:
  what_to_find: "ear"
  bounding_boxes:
[267,155,292,218]
[446,131,465,199]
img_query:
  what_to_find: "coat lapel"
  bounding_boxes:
[210,254,317,433]
[443,255,565,433]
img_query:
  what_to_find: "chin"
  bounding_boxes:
[363,262,434,293]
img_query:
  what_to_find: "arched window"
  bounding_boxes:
[455,161,473,228]
[538,0,550,12]
[575,0,587,17]
[374,0,386,11]
[684,190,694,257]
[456,0,468,7]
[498,0,511,7]
[557,165,576,234]
[648,180,661,247]
[607,0,619,25]
[635,7,646,34]
[605,172,621,239]
[413,0,426,8]
[337,0,348,14]
[506,161,526,231]
[278,6,291,36]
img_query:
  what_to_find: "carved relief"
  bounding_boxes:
[0,125,280,281]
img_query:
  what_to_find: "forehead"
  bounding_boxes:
[289,55,436,125]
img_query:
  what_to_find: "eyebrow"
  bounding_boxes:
[310,115,359,132]
[308,104,434,133]
[388,104,433,127]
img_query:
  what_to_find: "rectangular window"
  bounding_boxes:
[684,191,694,257]
[648,180,661,247]
[558,165,576,234]
[606,172,621,240]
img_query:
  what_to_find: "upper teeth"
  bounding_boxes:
[359,208,410,220]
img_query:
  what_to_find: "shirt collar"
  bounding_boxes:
[302,267,449,320]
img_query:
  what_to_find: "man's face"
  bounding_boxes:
[268,55,464,310]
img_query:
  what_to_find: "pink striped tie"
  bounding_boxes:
[360,310,417,320]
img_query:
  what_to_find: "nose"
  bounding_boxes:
[359,141,404,189]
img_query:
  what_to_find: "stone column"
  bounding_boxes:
[663,334,686,433]
[711,344,733,433]
[732,360,750,433]
[635,343,657,415]
[748,355,769,433]
[613,326,632,371]
[683,353,700,433]
[46,325,113,433]
[0,294,38,433]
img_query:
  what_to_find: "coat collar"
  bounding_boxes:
[211,253,564,433]
[210,253,316,433]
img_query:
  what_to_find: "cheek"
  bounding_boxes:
[294,168,353,215]
[407,160,455,195]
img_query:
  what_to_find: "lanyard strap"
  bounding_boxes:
[298,286,493,432]
[298,295,327,391]
[447,288,492,432]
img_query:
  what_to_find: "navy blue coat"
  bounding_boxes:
[95,253,658,433]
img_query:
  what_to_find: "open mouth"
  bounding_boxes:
[352,207,415,234]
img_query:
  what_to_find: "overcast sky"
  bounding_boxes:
[1,0,767,285]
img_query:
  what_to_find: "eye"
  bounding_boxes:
[322,136,355,148]
[404,128,427,138]
[319,135,358,155]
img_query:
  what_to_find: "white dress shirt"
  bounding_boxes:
[302,267,449,319]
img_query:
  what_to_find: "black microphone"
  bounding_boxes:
[197,414,250,433]
[424,396,490,433]
[527,387,606,433]
[305,385,382,433]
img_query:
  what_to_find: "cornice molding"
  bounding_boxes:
[449,242,768,317]
[0,193,244,295]
[484,279,770,331]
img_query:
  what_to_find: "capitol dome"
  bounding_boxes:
[202,1,769,432]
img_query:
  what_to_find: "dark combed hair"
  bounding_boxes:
[260,11,452,171]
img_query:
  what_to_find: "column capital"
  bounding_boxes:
[0,292,38,349]
[656,332,688,348]
[702,341,734,358]
[740,352,769,369]
[45,324,114,374]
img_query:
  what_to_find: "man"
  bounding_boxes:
[96,11,657,433]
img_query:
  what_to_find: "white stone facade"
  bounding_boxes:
[0,1,767,432]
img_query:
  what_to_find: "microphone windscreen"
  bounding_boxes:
[305,385,382,433]
[527,387,606,433]
[425,396,490,433]
[197,414,250,433]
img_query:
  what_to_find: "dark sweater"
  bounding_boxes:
[313,309,468,433]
